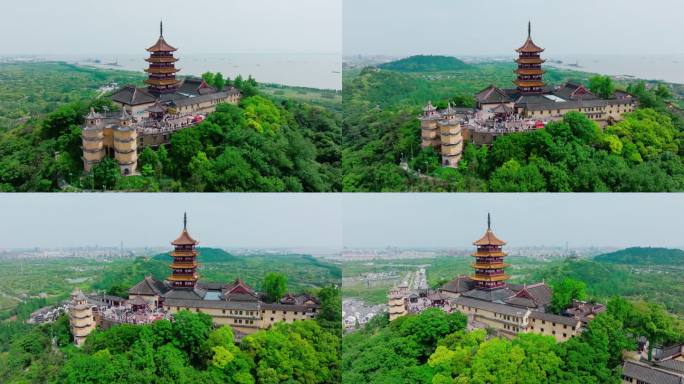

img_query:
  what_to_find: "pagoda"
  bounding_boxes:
[471,213,509,290]
[169,212,199,289]
[514,22,545,94]
[145,21,181,95]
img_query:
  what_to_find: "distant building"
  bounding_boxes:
[621,342,684,384]
[82,22,241,175]
[388,214,591,343]
[69,288,96,347]
[419,22,636,168]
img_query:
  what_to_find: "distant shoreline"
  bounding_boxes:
[343,54,684,86]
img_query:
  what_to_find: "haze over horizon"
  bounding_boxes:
[342,194,684,249]
[344,0,684,57]
[0,0,341,55]
[0,194,343,249]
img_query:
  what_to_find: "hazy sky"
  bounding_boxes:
[0,194,342,249]
[344,0,684,56]
[342,194,684,248]
[0,0,341,55]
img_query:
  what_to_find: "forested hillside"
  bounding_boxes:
[342,59,684,192]
[0,63,341,192]
[378,55,470,72]
[1,289,342,384]
[594,247,684,265]
[343,297,684,384]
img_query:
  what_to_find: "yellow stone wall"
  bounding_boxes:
[525,316,579,342]
[164,304,315,336]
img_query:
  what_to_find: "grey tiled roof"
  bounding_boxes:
[164,298,260,310]
[169,89,238,107]
[111,85,156,106]
[440,275,475,293]
[476,85,513,104]
[622,361,684,384]
[521,97,633,112]
[129,276,168,296]
[178,78,217,96]
[505,283,552,309]
[163,287,206,300]
[451,296,530,317]
[197,281,226,290]
[659,344,684,360]
[656,360,684,375]
[462,287,516,303]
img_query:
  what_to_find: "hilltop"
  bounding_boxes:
[152,247,237,263]
[378,55,470,72]
[0,62,341,192]
[594,247,684,265]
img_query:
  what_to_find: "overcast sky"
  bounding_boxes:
[344,0,684,56]
[342,194,684,249]
[0,194,342,249]
[0,0,341,55]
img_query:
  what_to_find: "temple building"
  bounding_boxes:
[420,22,636,168]
[127,213,321,340]
[82,22,241,175]
[622,342,684,384]
[388,214,602,343]
[68,288,96,347]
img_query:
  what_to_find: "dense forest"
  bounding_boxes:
[342,56,684,191]
[343,296,684,384]
[0,63,341,192]
[0,285,341,384]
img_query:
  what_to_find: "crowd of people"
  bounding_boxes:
[136,112,202,135]
[466,111,547,133]
[97,304,169,325]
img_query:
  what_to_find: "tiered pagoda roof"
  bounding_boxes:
[169,213,200,288]
[145,21,181,94]
[514,22,545,94]
[470,214,510,288]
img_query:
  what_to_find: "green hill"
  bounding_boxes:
[152,247,237,263]
[594,247,684,265]
[532,258,684,315]
[378,55,470,72]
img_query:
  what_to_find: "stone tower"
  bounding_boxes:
[420,101,441,149]
[388,282,408,321]
[69,288,96,347]
[439,103,464,168]
[113,108,138,176]
[81,108,105,173]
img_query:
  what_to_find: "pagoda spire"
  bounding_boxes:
[528,20,531,39]
[487,212,491,230]
[160,20,163,37]
[183,211,187,230]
